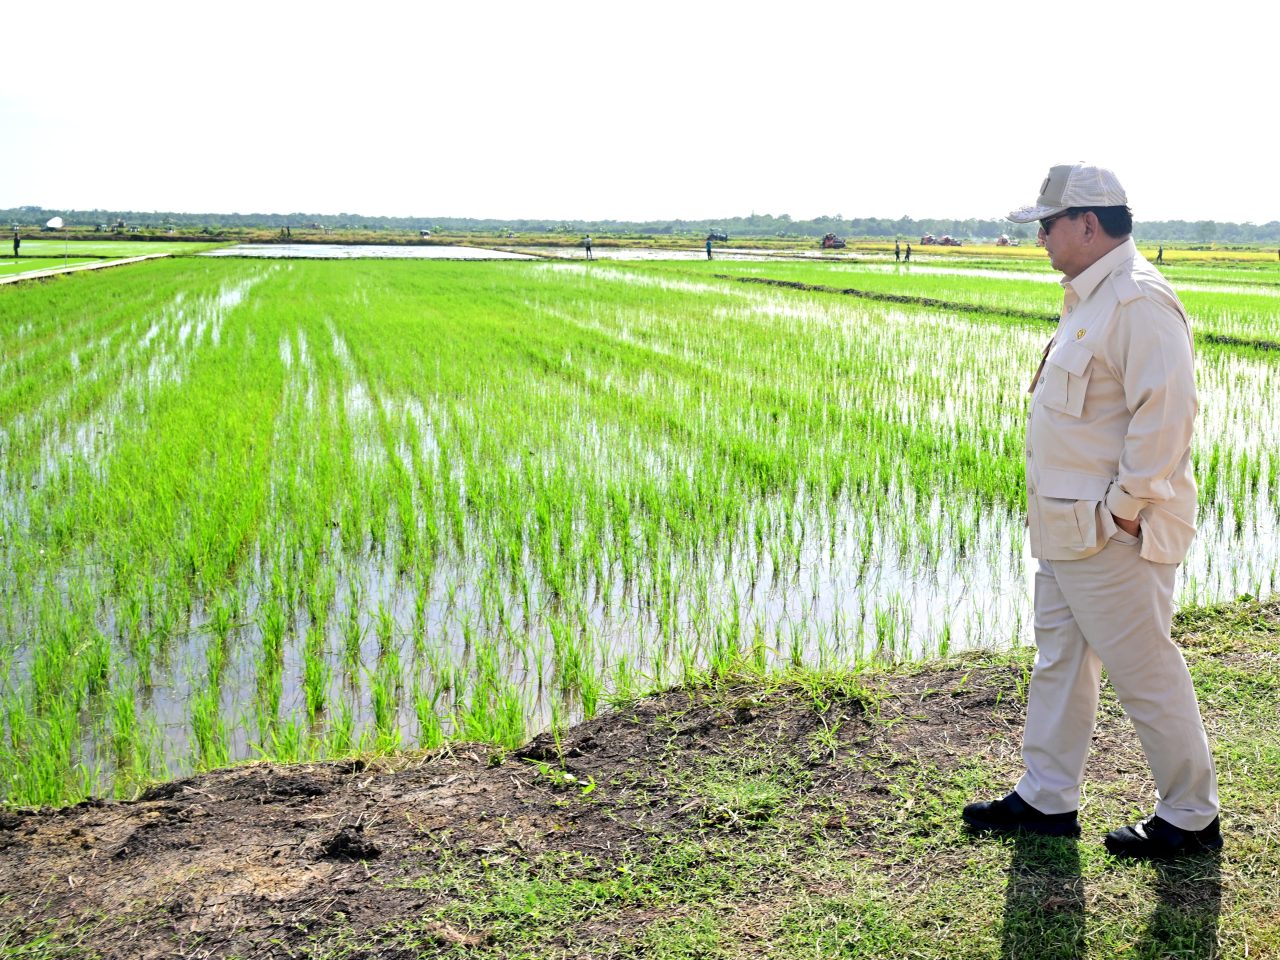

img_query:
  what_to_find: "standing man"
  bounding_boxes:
[962,162,1220,858]
[706,236,713,260]
[903,242,911,262]
[584,234,593,261]
[11,231,18,257]
[895,240,901,262]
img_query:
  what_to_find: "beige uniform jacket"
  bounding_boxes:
[1027,238,1198,564]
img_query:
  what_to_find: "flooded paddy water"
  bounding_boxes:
[498,245,797,262]
[201,243,537,259]
[2,254,1278,803]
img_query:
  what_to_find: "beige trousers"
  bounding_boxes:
[1015,531,1219,831]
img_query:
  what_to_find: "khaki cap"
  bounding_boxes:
[1008,162,1128,223]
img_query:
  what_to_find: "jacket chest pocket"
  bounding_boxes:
[1038,340,1093,418]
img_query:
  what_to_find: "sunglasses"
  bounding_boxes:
[1039,211,1071,234]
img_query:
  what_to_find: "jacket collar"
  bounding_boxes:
[1062,237,1137,301]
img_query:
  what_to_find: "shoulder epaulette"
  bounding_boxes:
[1110,270,1144,304]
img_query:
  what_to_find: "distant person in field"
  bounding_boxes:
[903,242,911,262]
[706,236,713,260]
[962,162,1219,860]
[894,240,901,262]
[1156,245,1163,264]
[584,234,593,260]
[11,233,18,257]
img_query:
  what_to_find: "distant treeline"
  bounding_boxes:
[5,205,1280,244]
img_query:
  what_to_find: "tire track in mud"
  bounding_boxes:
[714,273,1280,353]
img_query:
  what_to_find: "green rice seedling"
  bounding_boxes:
[108,680,138,770]
[369,660,401,753]
[205,625,226,689]
[303,624,330,721]
[259,597,287,664]
[250,701,279,757]
[305,566,336,627]
[20,693,82,806]
[748,621,770,674]
[874,605,898,659]
[708,593,744,680]
[82,628,111,698]
[269,719,309,763]
[578,654,602,722]
[457,680,526,750]
[606,653,641,706]
[342,577,365,675]
[413,675,445,750]
[2,691,29,756]
[190,681,228,770]
[326,699,355,756]
[375,601,396,660]
[411,573,430,657]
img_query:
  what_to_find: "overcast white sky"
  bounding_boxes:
[3,1,1277,224]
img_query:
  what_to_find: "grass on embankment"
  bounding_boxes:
[329,599,1277,960]
[1,598,1275,959]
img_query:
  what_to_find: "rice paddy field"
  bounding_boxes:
[1,258,102,277]
[2,253,1278,807]
[12,240,229,257]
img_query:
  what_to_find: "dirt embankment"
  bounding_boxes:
[0,659,1032,958]
[2,600,1275,958]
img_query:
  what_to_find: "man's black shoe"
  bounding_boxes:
[1104,814,1222,859]
[962,791,1081,837]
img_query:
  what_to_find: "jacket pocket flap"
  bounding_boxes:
[1035,468,1111,501]
[1047,340,1093,376]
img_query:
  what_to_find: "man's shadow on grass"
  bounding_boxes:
[1133,852,1222,959]
[998,834,1222,960]
[1000,833,1085,960]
